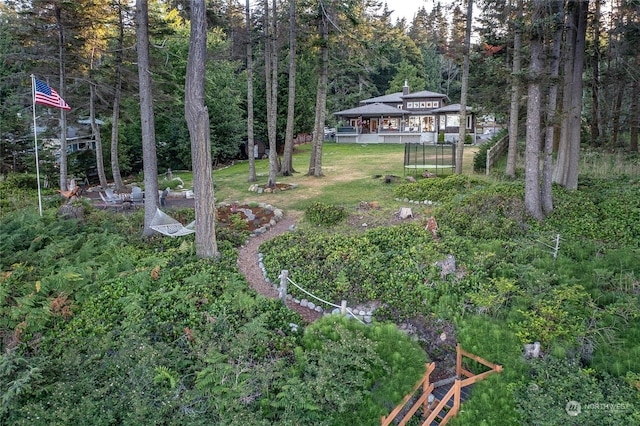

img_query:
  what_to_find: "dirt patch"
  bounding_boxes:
[217,203,276,232]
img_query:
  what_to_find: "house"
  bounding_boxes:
[333,82,476,144]
[33,118,103,154]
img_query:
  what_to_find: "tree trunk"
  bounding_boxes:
[266,0,279,187]
[506,0,523,178]
[524,0,544,221]
[55,5,68,191]
[455,0,472,174]
[90,83,108,188]
[553,2,577,187]
[590,0,602,147]
[111,1,125,192]
[610,74,624,148]
[630,57,639,153]
[541,1,564,215]
[136,0,159,236]
[308,12,328,177]
[245,0,256,182]
[564,0,589,190]
[186,0,217,258]
[281,0,297,176]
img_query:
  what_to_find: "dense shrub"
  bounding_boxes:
[304,202,347,226]
[393,174,487,203]
[540,177,640,248]
[514,357,640,425]
[266,315,427,425]
[261,223,441,311]
[434,183,532,239]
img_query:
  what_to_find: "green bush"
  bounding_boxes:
[269,315,427,425]
[157,177,185,190]
[434,183,531,239]
[304,202,347,226]
[514,357,640,425]
[2,173,39,190]
[393,174,486,203]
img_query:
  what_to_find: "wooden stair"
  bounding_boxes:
[381,344,502,426]
[425,381,475,425]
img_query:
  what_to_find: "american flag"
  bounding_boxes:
[34,79,71,111]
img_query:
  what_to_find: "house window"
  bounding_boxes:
[440,116,446,129]
[433,101,439,108]
[398,104,403,109]
[420,102,426,108]
[408,116,421,132]
[407,102,413,108]
[448,114,460,128]
[422,116,434,132]
[467,115,473,129]
[382,118,399,131]
[426,102,432,108]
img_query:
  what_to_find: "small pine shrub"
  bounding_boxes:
[473,129,507,173]
[304,202,347,226]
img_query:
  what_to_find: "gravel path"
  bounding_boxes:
[237,212,323,324]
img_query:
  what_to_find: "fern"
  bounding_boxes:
[153,366,178,389]
[0,352,43,411]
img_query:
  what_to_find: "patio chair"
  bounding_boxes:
[131,186,144,205]
[104,188,122,204]
[100,191,119,204]
[150,207,195,237]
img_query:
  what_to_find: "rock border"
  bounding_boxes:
[256,250,375,324]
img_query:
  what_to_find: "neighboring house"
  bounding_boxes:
[34,118,103,154]
[333,82,476,144]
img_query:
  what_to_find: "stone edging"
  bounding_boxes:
[394,197,437,205]
[219,202,284,236]
[256,248,375,324]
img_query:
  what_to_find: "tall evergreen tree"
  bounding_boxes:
[186,0,217,258]
[136,0,159,235]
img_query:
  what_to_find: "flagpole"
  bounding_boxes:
[31,74,43,217]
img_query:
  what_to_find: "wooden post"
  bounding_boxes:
[453,380,461,415]
[422,363,432,417]
[340,300,347,315]
[278,270,288,303]
[456,343,462,378]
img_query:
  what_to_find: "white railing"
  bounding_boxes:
[277,270,365,324]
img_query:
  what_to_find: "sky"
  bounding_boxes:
[387,0,439,23]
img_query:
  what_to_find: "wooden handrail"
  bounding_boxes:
[485,134,508,175]
[381,363,435,426]
[423,380,461,426]
[382,346,502,426]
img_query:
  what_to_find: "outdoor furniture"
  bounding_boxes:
[104,188,122,202]
[131,186,144,205]
[160,187,170,206]
[100,190,120,204]
[150,208,195,237]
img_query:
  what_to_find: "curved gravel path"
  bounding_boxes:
[237,212,322,324]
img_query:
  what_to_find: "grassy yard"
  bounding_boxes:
[209,142,479,213]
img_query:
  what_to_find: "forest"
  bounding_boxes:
[1,0,640,425]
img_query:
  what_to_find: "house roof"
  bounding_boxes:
[334,102,409,117]
[431,104,472,113]
[401,90,448,99]
[360,92,404,104]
